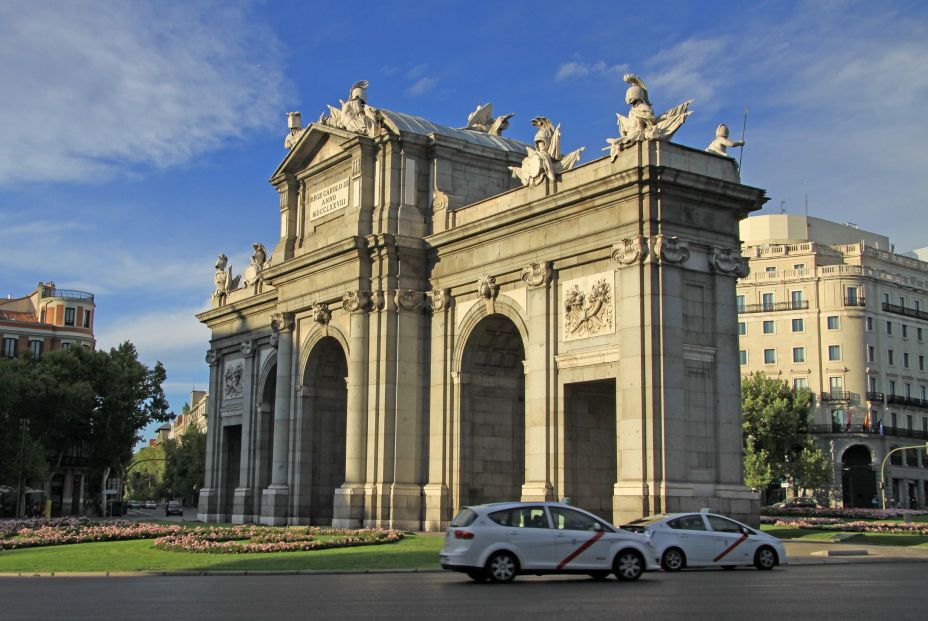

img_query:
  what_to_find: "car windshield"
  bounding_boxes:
[625,514,667,526]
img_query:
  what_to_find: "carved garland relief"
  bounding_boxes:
[561,272,615,341]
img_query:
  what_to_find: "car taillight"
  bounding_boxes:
[454,529,474,539]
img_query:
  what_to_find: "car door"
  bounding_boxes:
[665,514,716,565]
[498,506,559,570]
[549,506,614,570]
[706,515,753,565]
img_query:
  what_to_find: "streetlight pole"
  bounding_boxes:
[15,419,29,519]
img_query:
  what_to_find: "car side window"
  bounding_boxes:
[490,507,549,528]
[667,515,708,531]
[549,507,602,531]
[706,516,743,533]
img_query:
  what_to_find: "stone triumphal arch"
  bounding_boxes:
[197,79,766,529]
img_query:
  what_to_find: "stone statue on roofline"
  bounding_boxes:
[463,103,514,136]
[322,80,383,138]
[213,253,241,299]
[284,112,306,149]
[705,123,744,158]
[509,116,585,186]
[605,74,693,161]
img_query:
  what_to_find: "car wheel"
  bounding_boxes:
[466,570,487,583]
[660,547,686,572]
[754,546,777,570]
[613,549,645,581]
[485,551,518,583]
[588,571,610,581]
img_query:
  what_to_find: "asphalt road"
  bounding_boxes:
[2,563,925,621]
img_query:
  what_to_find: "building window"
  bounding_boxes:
[793,377,808,391]
[884,292,890,305]
[888,350,894,365]
[899,295,906,307]
[828,345,841,361]
[869,376,878,393]
[921,386,927,401]
[83,310,91,328]
[891,412,898,428]
[764,349,776,364]
[736,295,745,312]
[829,376,844,396]
[793,347,806,363]
[793,263,805,270]
[915,300,921,312]
[791,290,804,308]
[867,345,875,362]
[738,322,746,336]
[29,340,42,358]
[867,316,874,331]
[846,286,859,304]
[765,266,776,273]
[2,338,15,357]
[762,293,774,310]
[902,324,908,338]
[886,321,893,335]
[739,350,748,366]
[61,342,72,349]
[920,355,925,371]
[763,320,775,334]
[918,327,923,341]
[889,380,896,395]
[905,384,912,399]
[904,353,910,368]
[64,307,76,326]
[792,318,804,332]
[907,414,913,430]
[827,316,840,330]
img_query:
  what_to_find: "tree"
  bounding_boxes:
[126,443,166,500]
[741,372,832,498]
[161,428,206,506]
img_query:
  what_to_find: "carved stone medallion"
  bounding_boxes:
[521,262,552,288]
[654,235,691,265]
[394,289,424,312]
[427,289,453,312]
[612,236,648,265]
[709,247,750,278]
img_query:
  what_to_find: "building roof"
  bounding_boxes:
[0,310,38,322]
[379,109,528,154]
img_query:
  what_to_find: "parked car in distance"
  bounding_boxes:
[440,501,659,583]
[127,500,142,509]
[623,511,787,571]
[771,497,818,509]
[166,500,183,516]
[144,500,157,510]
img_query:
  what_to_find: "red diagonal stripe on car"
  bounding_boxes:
[713,534,748,562]
[557,531,605,570]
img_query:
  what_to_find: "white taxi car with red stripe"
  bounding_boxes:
[440,501,658,583]
[623,511,787,571]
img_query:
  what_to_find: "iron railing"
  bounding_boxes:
[738,301,809,314]
[882,302,928,321]
[810,424,928,440]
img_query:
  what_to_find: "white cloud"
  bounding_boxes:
[96,306,210,359]
[407,76,438,97]
[555,60,628,81]
[0,0,287,185]
[646,37,729,107]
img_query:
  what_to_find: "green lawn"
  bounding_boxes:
[0,533,446,573]
[761,525,928,548]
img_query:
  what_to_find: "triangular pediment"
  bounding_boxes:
[270,124,354,182]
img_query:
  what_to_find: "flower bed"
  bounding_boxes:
[762,506,928,520]
[761,515,928,535]
[0,518,182,550]
[152,526,404,554]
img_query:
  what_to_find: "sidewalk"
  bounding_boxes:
[783,539,928,565]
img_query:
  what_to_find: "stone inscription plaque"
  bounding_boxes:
[309,178,350,221]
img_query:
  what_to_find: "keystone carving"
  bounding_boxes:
[709,247,750,278]
[342,290,373,313]
[654,235,691,265]
[521,262,552,288]
[612,236,648,265]
[312,303,331,325]
[477,274,499,300]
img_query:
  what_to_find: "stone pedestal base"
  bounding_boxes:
[423,483,452,531]
[521,481,556,503]
[387,484,423,531]
[332,484,366,528]
[197,488,219,523]
[232,487,255,524]
[260,485,290,526]
[363,483,393,529]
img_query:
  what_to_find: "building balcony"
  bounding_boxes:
[820,391,859,404]
[844,297,866,307]
[810,424,928,440]
[882,302,928,322]
[886,394,928,409]
[866,391,884,402]
[738,300,809,314]
[40,288,94,302]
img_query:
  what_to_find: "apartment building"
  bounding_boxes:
[738,215,928,509]
[0,281,95,357]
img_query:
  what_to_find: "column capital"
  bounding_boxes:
[612,236,648,265]
[521,262,552,288]
[342,290,373,313]
[205,349,220,367]
[709,246,750,278]
[270,311,295,333]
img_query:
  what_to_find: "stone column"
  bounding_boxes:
[334,291,371,528]
[233,340,257,524]
[197,349,222,521]
[424,289,454,530]
[261,312,293,525]
[521,262,556,501]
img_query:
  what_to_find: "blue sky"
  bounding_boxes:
[2,0,927,443]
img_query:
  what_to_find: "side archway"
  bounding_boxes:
[841,444,876,508]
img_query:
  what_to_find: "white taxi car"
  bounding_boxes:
[440,501,658,583]
[623,511,787,571]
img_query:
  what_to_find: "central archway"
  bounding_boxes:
[299,336,348,524]
[459,314,526,507]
